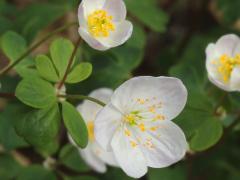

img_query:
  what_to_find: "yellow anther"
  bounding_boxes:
[130,140,137,148]
[124,129,131,137]
[148,105,156,113]
[214,54,240,83]
[154,114,165,121]
[137,98,145,104]
[150,126,158,131]
[87,121,95,141]
[87,10,115,37]
[138,123,146,132]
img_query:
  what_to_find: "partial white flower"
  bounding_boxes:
[206,34,240,91]
[69,88,118,173]
[95,76,188,178]
[78,0,133,51]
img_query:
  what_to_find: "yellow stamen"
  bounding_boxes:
[87,10,115,37]
[124,129,131,137]
[213,54,240,83]
[137,98,145,104]
[148,105,156,113]
[154,114,165,121]
[130,140,137,148]
[87,121,94,141]
[124,114,136,125]
[138,123,146,132]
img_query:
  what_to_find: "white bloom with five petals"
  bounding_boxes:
[94,76,188,178]
[206,34,240,91]
[78,0,133,51]
[69,88,118,173]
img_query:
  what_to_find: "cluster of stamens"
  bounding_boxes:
[87,10,115,37]
[212,54,240,83]
[123,97,165,149]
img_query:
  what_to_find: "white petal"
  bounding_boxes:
[111,127,147,178]
[230,66,240,91]
[103,0,127,22]
[95,103,122,150]
[132,121,188,168]
[97,21,133,48]
[81,0,106,17]
[78,27,109,51]
[215,34,240,56]
[110,76,187,121]
[78,2,87,28]
[206,43,220,80]
[79,145,107,173]
[233,41,240,56]
[208,75,231,91]
[205,43,231,90]
[77,88,113,122]
[91,142,118,167]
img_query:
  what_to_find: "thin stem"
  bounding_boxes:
[0,92,15,98]
[57,37,82,90]
[59,94,106,107]
[0,22,78,77]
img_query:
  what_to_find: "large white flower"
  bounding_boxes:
[78,0,133,51]
[69,88,118,173]
[206,34,240,91]
[95,76,188,178]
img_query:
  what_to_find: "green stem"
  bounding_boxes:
[59,94,106,107]
[0,22,78,77]
[0,92,15,98]
[57,37,82,90]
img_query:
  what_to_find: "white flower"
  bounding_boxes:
[94,76,188,178]
[69,88,118,173]
[206,34,240,91]
[78,0,133,51]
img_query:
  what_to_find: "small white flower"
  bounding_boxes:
[206,34,240,91]
[69,88,118,173]
[95,76,188,178]
[78,0,133,51]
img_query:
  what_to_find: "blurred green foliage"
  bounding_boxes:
[0,0,240,179]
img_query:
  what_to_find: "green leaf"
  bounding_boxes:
[16,77,57,109]
[66,63,92,83]
[15,103,60,155]
[50,38,74,78]
[59,144,90,172]
[35,55,59,82]
[148,165,187,180]
[0,104,28,151]
[0,154,22,179]
[190,117,223,151]
[1,31,26,61]
[102,167,134,180]
[0,31,38,77]
[64,176,98,180]
[62,101,88,148]
[125,0,168,32]
[17,165,57,180]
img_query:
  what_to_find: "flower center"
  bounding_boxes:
[87,121,94,141]
[87,10,115,38]
[124,111,142,126]
[212,54,240,83]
